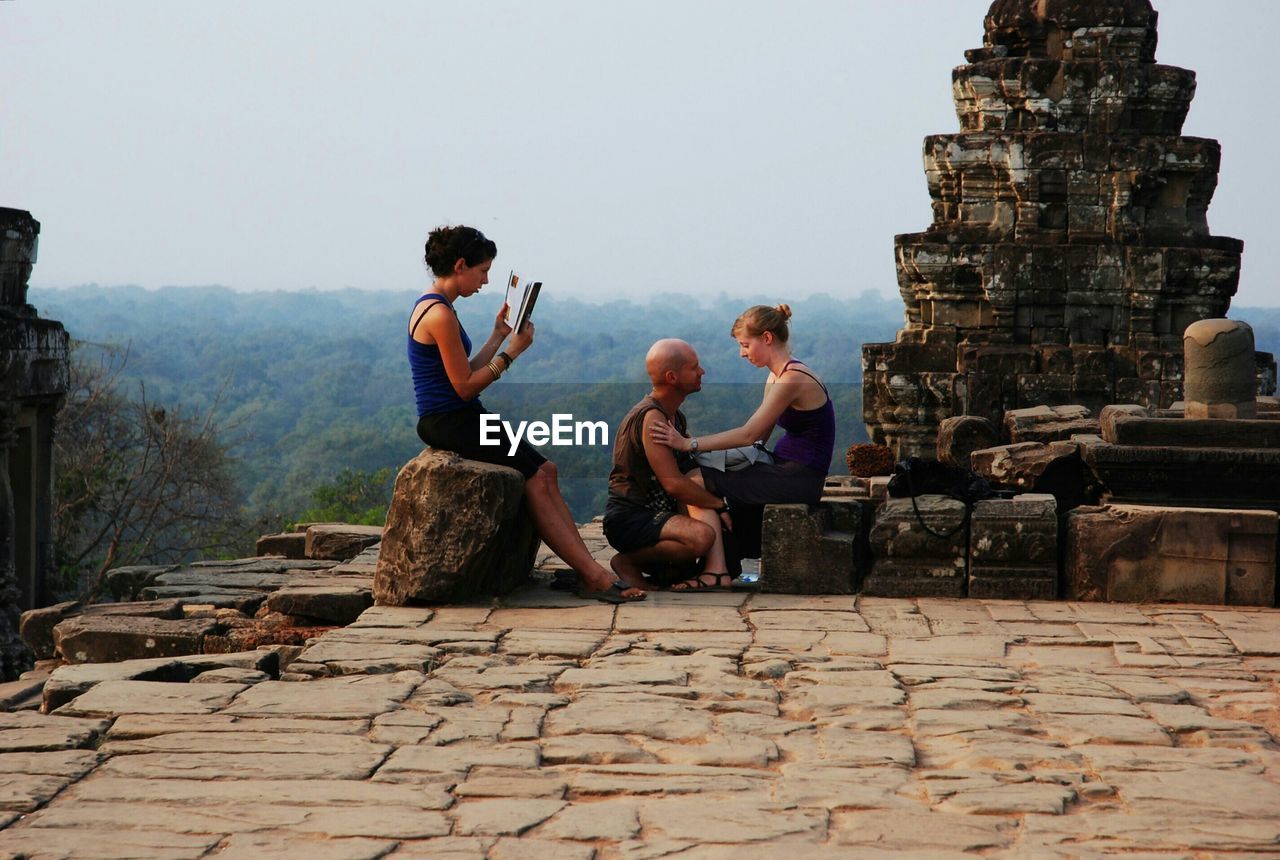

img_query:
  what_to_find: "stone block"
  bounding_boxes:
[255,532,307,559]
[82,599,184,620]
[1078,437,1280,509]
[868,477,891,501]
[374,450,539,605]
[937,415,999,469]
[19,602,80,661]
[102,565,173,601]
[305,524,383,561]
[138,587,267,614]
[265,585,372,626]
[1066,505,1276,606]
[1098,404,1150,440]
[1103,416,1280,449]
[52,616,218,664]
[1005,405,1100,444]
[24,600,189,660]
[971,441,1080,492]
[864,495,968,597]
[42,651,278,711]
[969,494,1058,599]
[759,502,862,594]
[822,476,869,499]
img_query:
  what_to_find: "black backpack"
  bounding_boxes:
[886,456,994,539]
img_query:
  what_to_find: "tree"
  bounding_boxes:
[292,467,394,527]
[53,343,247,599]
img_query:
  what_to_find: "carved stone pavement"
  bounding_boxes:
[1,525,1278,858]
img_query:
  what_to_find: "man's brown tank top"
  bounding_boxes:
[607,395,690,511]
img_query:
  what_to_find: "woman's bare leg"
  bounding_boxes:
[685,503,726,573]
[525,462,643,598]
[671,470,730,590]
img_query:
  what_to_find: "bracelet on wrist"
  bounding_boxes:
[497,351,514,369]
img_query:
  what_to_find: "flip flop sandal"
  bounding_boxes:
[669,572,735,593]
[576,579,647,604]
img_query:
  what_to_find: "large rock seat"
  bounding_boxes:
[374,450,539,605]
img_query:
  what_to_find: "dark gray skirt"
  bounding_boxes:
[700,459,825,507]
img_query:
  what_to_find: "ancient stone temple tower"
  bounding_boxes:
[863,0,1249,458]
[1,209,69,680]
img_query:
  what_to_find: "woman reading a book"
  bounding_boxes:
[649,304,835,591]
[408,224,644,603]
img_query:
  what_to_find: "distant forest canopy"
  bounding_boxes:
[33,285,906,526]
[32,285,1280,529]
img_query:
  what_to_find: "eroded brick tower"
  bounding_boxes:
[863,0,1245,458]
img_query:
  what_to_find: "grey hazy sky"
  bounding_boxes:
[5,1,1277,305]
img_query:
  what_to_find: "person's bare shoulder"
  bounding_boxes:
[412,299,455,344]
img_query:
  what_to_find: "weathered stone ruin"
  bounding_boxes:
[1066,504,1277,605]
[19,527,382,667]
[374,449,539,605]
[955,316,1280,605]
[759,500,862,595]
[754,0,1280,607]
[1,209,69,681]
[862,0,1274,460]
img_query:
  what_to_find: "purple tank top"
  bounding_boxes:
[772,360,836,474]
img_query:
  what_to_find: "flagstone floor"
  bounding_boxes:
[2,530,1279,857]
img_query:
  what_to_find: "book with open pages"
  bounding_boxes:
[503,271,542,335]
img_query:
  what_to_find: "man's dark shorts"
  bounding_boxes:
[603,500,676,554]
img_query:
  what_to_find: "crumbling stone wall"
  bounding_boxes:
[863,0,1251,458]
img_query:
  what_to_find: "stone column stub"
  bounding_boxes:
[1183,319,1257,419]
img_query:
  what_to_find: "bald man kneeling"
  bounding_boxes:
[602,339,732,590]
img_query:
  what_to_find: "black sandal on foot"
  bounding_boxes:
[670,572,735,592]
[576,579,647,604]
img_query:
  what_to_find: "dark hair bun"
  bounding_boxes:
[424,225,498,277]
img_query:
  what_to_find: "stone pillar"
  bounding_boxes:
[0,208,38,308]
[0,404,26,680]
[1184,319,1257,419]
[1,208,70,681]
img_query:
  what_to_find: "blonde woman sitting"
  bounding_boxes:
[650,304,835,591]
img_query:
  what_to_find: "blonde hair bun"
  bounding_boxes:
[731,303,793,343]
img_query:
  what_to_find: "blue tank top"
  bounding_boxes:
[408,293,477,417]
